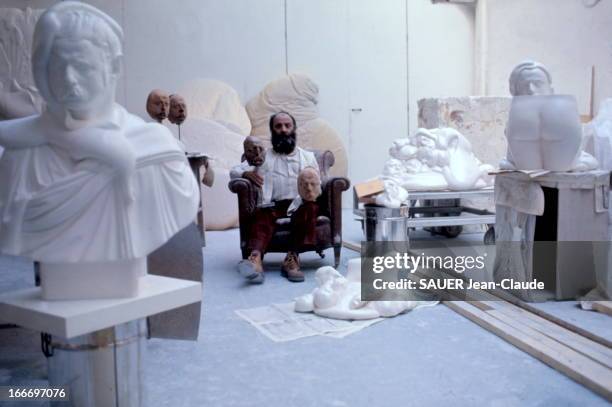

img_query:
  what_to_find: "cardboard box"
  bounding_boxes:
[354,179,384,199]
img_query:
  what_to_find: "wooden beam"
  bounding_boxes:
[593,301,612,317]
[486,289,612,349]
[446,301,612,401]
[342,240,360,252]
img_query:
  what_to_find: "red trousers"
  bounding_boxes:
[247,199,319,254]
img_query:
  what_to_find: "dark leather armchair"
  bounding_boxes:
[228,150,350,267]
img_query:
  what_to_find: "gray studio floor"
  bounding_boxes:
[1,210,611,407]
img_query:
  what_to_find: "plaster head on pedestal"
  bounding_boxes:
[243,136,265,167]
[168,94,187,125]
[508,60,553,96]
[298,167,321,202]
[146,89,170,123]
[32,1,123,127]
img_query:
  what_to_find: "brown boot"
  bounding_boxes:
[281,251,304,282]
[238,250,264,284]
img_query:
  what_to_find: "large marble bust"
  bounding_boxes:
[0,2,199,299]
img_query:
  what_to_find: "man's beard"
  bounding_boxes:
[271,130,297,155]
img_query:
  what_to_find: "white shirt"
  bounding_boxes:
[230,147,319,207]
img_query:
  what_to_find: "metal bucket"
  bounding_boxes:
[47,319,147,407]
[364,204,409,242]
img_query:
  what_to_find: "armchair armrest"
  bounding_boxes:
[321,177,350,245]
[228,178,258,215]
[228,178,261,252]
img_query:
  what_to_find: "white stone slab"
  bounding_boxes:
[0,275,202,339]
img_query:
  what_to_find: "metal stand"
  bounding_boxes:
[186,152,209,246]
[47,320,147,407]
[0,275,202,407]
[354,188,495,244]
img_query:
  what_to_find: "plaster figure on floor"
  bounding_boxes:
[500,60,598,172]
[376,128,493,208]
[0,2,200,299]
[294,258,437,320]
[230,111,320,284]
[146,89,170,123]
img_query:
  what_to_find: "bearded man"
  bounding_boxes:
[230,111,320,283]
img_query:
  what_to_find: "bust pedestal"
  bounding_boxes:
[39,258,146,300]
[494,170,610,300]
[0,275,201,406]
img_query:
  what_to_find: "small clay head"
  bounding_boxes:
[509,61,553,96]
[168,94,187,125]
[244,136,265,167]
[298,167,321,202]
[269,111,297,155]
[146,89,169,123]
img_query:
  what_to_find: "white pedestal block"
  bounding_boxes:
[39,257,146,301]
[0,275,202,338]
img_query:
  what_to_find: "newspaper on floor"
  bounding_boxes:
[235,302,383,342]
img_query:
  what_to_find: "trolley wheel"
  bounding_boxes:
[441,225,463,238]
[484,226,495,245]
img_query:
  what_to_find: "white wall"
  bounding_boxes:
[407,0,476,134]
[2,0,476,202]
[482,0,612,115]
[285,0,409,184]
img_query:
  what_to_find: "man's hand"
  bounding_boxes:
[243,170,263,187]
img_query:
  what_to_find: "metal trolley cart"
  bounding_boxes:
[353,188,496,244]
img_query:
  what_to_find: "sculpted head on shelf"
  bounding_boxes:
[32,1,123,126]
[508,60,553,97]
[146,89,170,123]
[168,94,187,125]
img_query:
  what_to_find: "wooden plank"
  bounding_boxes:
[486,289,612,349]
[413,267,612,367]
[593,302,612,317]
[420,261,612,349]
[445,301,612,401]
[342,240,360,252]
[483,300,612,369]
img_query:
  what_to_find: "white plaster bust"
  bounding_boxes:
[376,128,493,207]
[502,60,598,172]
[294,258,433,320]
[0,2,200,299]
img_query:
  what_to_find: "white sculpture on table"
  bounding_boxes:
[376,128,494,208]
[294,258,437,320]
[0,2,200,300]
[501,60,598,172]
